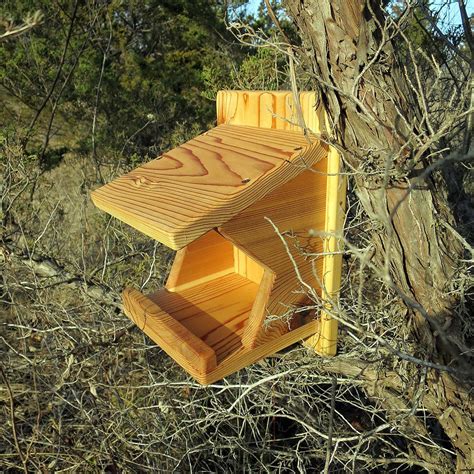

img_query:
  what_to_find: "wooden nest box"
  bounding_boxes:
[91,91,345,384]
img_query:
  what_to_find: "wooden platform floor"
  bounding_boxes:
[147,273,259,362]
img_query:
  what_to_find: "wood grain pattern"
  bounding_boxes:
[91,124,326,250]
[123,287,217,373]
[126,279,322,384]
[217,90,322,132]
[309,145,347,356]
[188,319,321,384]
[165,230,234,292]
[92,90,345,383]
[220,162,328,347]
[241,269,275,348]
[148,273,258,362]
[218,91,346,357]
[123,244,327,383]
[233,246,265,284]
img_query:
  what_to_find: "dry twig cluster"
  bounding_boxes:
[1,0,473,471]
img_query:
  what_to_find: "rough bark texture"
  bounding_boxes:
[284,0,472,470]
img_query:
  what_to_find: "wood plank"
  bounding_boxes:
[241,269,275,348]
[217,92,344,358]
[305,146,346,356]
[148,273,259,362]
[166,230,234,292]
[233,246,265,284]
[122,287,217,374]
[220,163,328,345]
[98,90,344,383]
[126,274,320,384]
[189,320,321,384]
[91,124,327,250]
[217,90,322,132]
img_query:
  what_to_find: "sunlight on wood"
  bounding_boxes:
[92,90,345,383]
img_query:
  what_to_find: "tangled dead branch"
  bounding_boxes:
[1,0,473,471]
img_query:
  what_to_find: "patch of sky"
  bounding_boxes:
[238,0,471,30]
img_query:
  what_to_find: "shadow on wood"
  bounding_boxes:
[91,90,345,383]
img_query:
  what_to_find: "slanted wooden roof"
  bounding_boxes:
[91,124,327,250]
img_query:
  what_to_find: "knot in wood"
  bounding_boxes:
[133,176,150,187]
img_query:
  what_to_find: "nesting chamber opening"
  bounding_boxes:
[123,230,268,375]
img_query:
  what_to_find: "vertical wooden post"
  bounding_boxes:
[304,145,346,355]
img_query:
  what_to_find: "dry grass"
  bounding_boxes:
[2,136,472,472]
[1,1,473,469]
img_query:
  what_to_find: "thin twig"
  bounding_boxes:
[0,368,27,473]
[24,0,80,147]
[323,377,337,474]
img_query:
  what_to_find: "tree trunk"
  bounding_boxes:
[284,0,472,470]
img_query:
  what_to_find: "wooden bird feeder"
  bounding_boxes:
[91,90,345,384]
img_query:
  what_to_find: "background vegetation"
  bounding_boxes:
[1,0,472,472]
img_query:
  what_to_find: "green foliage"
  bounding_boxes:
[1,0,302,160]
[234,47,289,90]
[201,46,290,100]
[37,146,69,171]
[389,0,467,65]
[247,0,300,45]
[201,2,297,99]
[0,0,239,158]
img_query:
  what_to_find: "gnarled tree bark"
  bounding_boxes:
[284,0,472,470]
